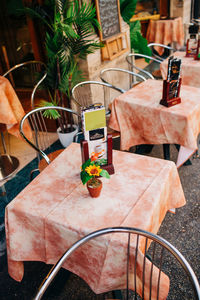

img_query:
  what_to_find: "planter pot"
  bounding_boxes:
[87,178,102,198]
[57,124,78,148]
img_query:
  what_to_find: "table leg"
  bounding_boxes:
[163,144,170,160]
[112,290,123,299]
[1,132,7,154]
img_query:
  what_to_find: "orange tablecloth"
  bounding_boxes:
[0,76,32,139]
[146,17,184,55]
[5,143,185,299]
[160,51,200,88]
[109,79,200,168]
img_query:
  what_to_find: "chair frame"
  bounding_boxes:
[3,60,46,88]
[33,226,200,300]
[100,67,148,92]
[20,106,80,165]
[31,72,47,109]
[71,80,124,112]
[126,53,162,80]
[147,43,175,61]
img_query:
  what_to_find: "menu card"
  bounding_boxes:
[81,104,107,165]
[167,56,182,99]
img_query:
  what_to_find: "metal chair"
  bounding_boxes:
[147,43,175,61]
[20,106,81,178]
[100,67,148,92]
[72,81,123,140]
[3,60,46,112]
[126,53,163,80]
[33,226,200,300]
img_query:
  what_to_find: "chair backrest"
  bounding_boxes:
[20,106,80,165]
[126,53,162,80]
[100,68,148,92]
[3,61,46,113]
[71,80,123,114]
[33,227,200,300]
[147,43,175,61]
[3,60,46,89]
[31,72,47,109]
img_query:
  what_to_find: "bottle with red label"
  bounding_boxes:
[195,34,200,60]
[186,24,199,57]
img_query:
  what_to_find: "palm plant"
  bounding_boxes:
[23,0,102,132]
[120,0,152,57]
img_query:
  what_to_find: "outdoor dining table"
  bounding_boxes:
[146,17,184,56]
[0,76,32,181]
[109,79,200,168]
[5,143,185,299]
[160,51,200,88]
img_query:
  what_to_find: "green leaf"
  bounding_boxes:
[81,159,91,171]
[38,100,61,119]
[100,169,110,179]
[80,171,92,185]
[98,158,107,165]
[130,21,152,60]
[120,0,137,23]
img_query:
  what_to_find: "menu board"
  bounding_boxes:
[95,0,121,40]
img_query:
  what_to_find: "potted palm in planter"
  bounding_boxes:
[23,0,102,146]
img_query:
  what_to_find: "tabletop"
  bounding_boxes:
[109,79,200,167]
[0,76,31,139]
[5,143,185,299]
[160,51,200,88]
[146,17,184,55]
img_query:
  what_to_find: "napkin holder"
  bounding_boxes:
[81,134,115,175]
[160,79,182,107]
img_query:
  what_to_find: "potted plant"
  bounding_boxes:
[23,0,102,146]
[81,158,110,198]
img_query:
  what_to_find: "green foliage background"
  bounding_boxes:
[119,0,152,56]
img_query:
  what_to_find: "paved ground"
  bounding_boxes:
[0,142,199,299]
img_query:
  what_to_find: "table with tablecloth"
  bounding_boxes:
[0,76,32,182]
[0,76,32,140]
[109,79,200,168]
[5,143,185,299]
[160,51,200,88]
[146,17,184,56]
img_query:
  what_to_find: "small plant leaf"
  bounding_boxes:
[81,171,92,185]
[81,158,91,171]
[100,169,110,179]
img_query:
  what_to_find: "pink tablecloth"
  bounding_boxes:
[5,143,185,300]
[146,17,184,55]
[0,76,32,139]
[160,51,200,88]
[109,79,200,167]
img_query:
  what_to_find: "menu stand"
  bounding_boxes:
[160,79,182,107]
[81,134,114,175]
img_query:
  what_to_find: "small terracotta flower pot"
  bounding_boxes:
[87,178,102,198]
